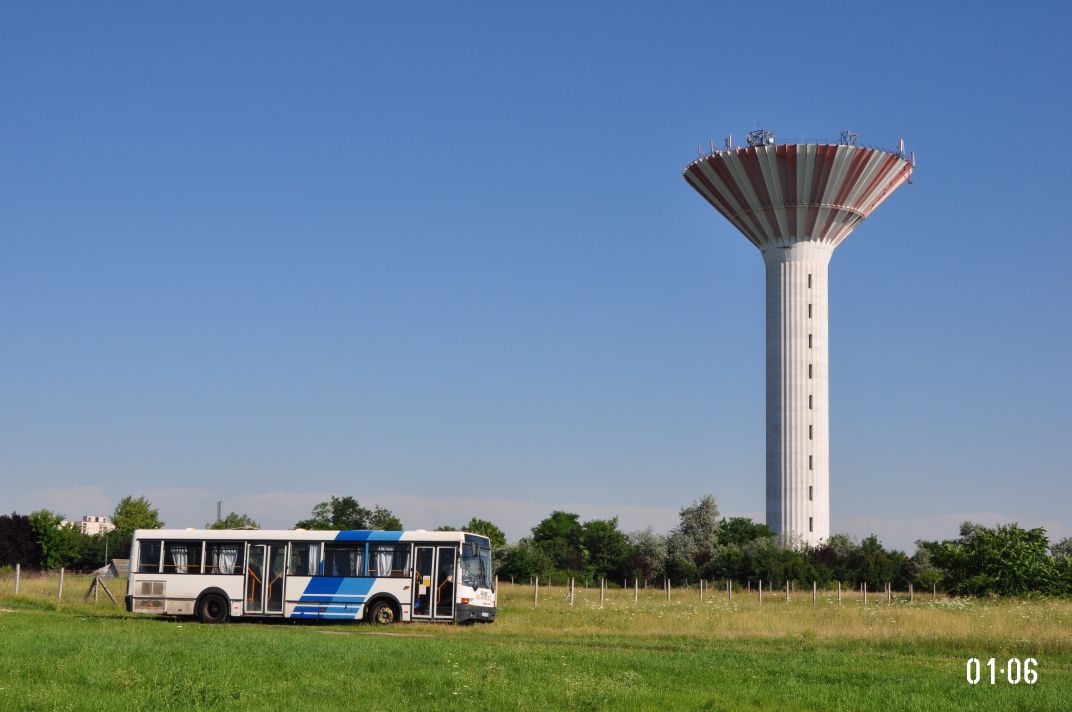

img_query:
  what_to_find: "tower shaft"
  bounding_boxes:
[765,242,830,545]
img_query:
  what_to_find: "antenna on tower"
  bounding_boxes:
[898,137,905,155]
[839,130,858,146]
[910,151,916,167]
[747,128,776,147]
[725,133,733,149]
[710,139,716,154]
[697,144,703,158]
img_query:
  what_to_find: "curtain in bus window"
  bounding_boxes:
[169,545,188,574]
[289,543,319,576]
[218,546,239,574]
[372,544,411,576]
[376,547,393,576]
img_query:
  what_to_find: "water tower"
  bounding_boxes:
[683,129,913,545]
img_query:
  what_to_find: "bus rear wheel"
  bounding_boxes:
[368,600,398,624]
[197,593,230,624]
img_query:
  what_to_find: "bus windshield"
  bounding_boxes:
[460,545,492,589]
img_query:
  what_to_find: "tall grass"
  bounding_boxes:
[486,582,1072,651]
[0,576,1068,710]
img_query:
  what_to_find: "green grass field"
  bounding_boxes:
[1,575,1069,710]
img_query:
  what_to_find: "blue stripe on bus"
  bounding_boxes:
[333,531,404,542]
[287,531,404,619]
[299,576,376,600]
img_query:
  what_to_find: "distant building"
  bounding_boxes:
[64,515,117,535]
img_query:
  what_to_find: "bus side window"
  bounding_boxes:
[138,540,162,573]
[288,542,320,576]
[323,544,363,577]
[164,541,203,574]
[205,542,244,574]
[369,543,412,577]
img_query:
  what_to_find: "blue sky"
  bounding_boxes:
[2,2,1069,550]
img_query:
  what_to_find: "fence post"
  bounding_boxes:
[812,580,816,605]
[759,579,763,604]
[14,564,19,595]
[887,582,892,605]
[699,578,703,602]
[600,577,605,606]
[665,578,670,602]
[569,577,575,606]
[58,567,65,601]
[634,578,638,604]
[909,583,914,603]
[863,581,867,605]
[534,576,539,606]
[837,580,842,605]
[727,579,732,601]
[747,580,751,593]
[786,580,790,603]
[933,583,937,600]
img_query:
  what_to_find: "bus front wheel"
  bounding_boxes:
[197,593,230,624]
[367,600,398,624]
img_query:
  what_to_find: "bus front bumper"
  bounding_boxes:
[455,603,496,623]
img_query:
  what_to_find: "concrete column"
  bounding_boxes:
[762,241,832,546]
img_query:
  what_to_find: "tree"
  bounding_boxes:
[1051,537,1072,560]
[809,533,860,585]
[623,528,667,582]
[462,517,507,549]
[295,496,401,530]
[497,538,553,581]
[718,517,774,547]
[113,496,163,534]
[909,545,942,590]
[209,512,259,530]
[666,495,722,582]
[926,523,1059,596]
[581,517,630,580]
[852,535,908,589]
[531,511,586,573]
[0,512,41,567]
[111,496,163,558]
[29,510,78,570]
[369,506,402,531]
[743,536,785,585]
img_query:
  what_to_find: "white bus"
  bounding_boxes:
[125,529,496,624]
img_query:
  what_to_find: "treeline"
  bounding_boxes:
[493,496,1072,597]
[5,493,1071,597]
[0,496,258,571]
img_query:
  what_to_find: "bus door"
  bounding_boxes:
[435,547,456,620]
[412,547,434,619]
[411,546,457,621]
[245,543,287,615]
